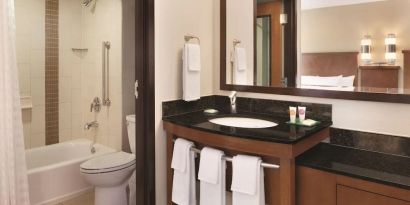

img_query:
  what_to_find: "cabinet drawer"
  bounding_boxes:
[337,185,410,205]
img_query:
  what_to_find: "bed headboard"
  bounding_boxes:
[301,52,359,85]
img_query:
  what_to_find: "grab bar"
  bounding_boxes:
[102,41,111,106]
[173,140,280,169]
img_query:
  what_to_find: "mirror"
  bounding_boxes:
[221,0,410,102]
[224,0,292,87]
[299,0,410,94]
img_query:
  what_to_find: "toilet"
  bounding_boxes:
[80,115,136,205]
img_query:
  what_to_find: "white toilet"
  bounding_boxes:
[80,115,136,205]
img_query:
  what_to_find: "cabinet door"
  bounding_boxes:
[296,167,336,205]
[337,185,410,205]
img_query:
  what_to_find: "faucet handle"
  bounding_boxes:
[90,97,101,112]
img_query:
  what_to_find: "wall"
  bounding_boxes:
[155,0,216,203]
[121,0,136,152]
[80,0,123,150]
[16,0,46,148]
[17,0,123,150]
[301,0,410,87]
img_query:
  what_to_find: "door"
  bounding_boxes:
[135,0,155,204]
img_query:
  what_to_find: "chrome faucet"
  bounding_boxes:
[84,121,99,130]
[229,91,237,113]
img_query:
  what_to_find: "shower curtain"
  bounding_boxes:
[0,0,31,204]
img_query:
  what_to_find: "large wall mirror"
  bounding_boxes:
[221,0,410,103]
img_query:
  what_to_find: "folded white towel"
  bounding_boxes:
[233,47,247,85]
[187,44,201,71]
[231,155,265,205]
[198,147,224,184]
[198,147,226,205]
[172,139,197,205]
[235,47,247,71]
[183,43,201,101]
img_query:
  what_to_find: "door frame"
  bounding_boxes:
[135,0,155,204]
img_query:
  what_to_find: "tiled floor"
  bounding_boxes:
[58,191,94,205]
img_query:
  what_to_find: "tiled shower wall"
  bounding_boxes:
[16,0,47,148]
[45,0,59,145]
[17,0,124,150]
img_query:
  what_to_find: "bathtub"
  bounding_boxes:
[26,139,115,205]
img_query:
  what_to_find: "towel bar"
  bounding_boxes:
[172,139,280,169]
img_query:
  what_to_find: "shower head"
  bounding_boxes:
[82,0,94,7]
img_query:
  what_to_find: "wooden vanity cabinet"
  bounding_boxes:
[164,122,330,205]
[296,166,410,205]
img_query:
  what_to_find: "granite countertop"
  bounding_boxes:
[163,110,332,144]
[297,143,410,190]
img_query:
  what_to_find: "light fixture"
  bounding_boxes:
[280,14,288,25]
[385,33,397,65]
[360,35,372,64]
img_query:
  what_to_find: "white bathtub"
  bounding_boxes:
[26,139,115,205]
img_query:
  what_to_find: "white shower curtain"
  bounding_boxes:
[0,0,31,204]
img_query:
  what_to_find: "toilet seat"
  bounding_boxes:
[81,152,135,174]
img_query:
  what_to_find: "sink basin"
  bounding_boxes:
[209,117,278,129]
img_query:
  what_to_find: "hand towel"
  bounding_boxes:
[198,147,226,205]
[233,47,247,85]
[183,43,201,101]
[172,138,197,205]
[231,155,265,205]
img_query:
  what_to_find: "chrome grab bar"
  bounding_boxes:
[102,41,111,106]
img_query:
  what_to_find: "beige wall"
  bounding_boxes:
[80,0,123,150]
[155,0,216,203]
[16,0,46,148]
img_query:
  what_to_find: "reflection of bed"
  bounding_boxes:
[300,52,359,91]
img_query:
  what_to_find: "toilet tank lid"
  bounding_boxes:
[126,114,135,123]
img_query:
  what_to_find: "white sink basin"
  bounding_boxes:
[209,117,278,129]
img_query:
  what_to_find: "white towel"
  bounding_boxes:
[231,155,265,205]
[183,43,201,101]
[171,139,197,205]
[233,47,247,85]
[198,147,226,205]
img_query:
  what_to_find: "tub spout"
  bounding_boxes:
[84,121,99,130]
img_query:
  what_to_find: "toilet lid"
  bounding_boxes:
[80,152,135,173]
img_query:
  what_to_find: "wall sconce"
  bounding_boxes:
[360,35,372,64]
[385,33,397,65]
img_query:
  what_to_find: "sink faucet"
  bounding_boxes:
[229,91,237,113]
[84,121,99,130]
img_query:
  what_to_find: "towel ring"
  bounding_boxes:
[185,35,201,44]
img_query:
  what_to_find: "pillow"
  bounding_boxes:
[301,75,342,87]
[340,75,355,87]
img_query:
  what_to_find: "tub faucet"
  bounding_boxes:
[84,121,99,130]
[229,91,237,113]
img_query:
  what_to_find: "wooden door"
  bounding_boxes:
[257,1,282,86]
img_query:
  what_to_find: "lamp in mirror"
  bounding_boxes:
[360,35,372,65]
[385,33,397,65]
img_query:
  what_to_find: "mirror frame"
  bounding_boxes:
[220,0,410,104]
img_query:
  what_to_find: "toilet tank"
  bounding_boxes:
[126,115,136,153]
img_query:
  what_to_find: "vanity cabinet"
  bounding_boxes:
[297,166,410,205]
[164,122,330,205]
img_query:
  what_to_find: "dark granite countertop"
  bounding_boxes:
[163,110,332,144]
[297,143,410,190]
